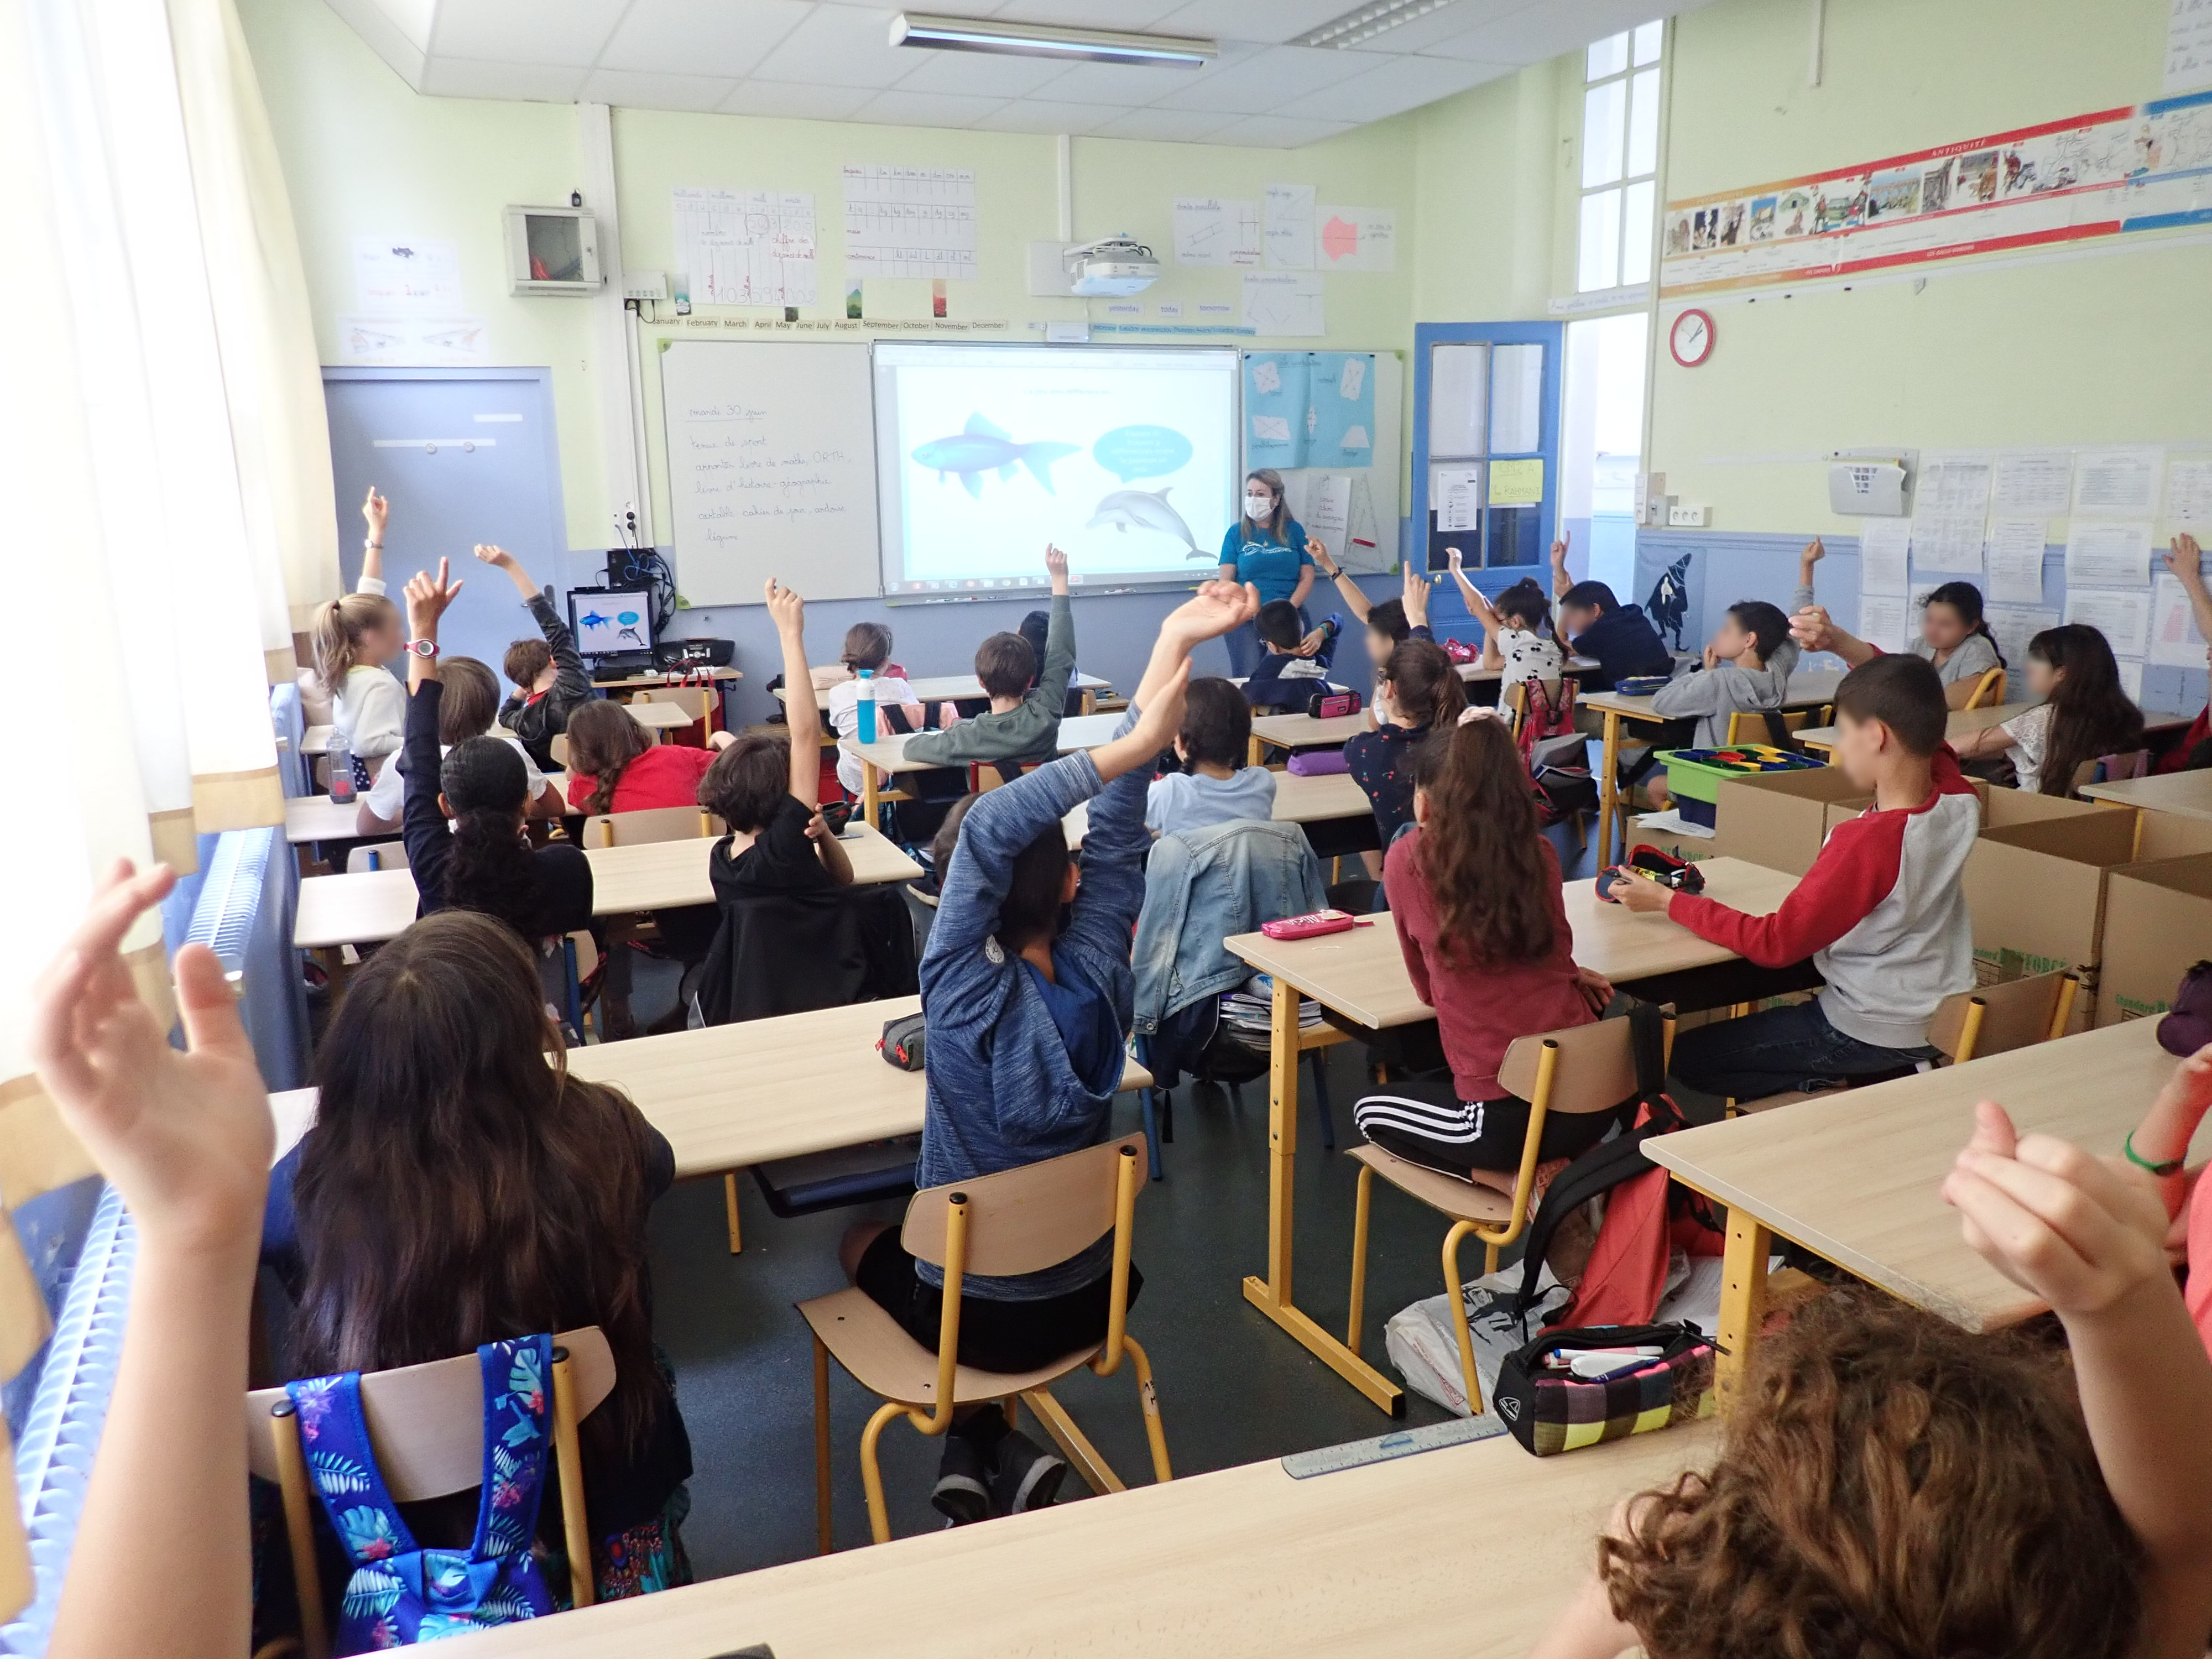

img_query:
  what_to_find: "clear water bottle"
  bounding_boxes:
[327,732,355,804]
[856,667,877,744]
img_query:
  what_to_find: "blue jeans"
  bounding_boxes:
[1224,606,1310,679]
[1668,998,1936,1103]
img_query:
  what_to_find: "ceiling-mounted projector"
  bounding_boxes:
[1063,235,1160,296]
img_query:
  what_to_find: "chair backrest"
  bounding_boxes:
[1725,707,1814,746]
[1509,679,1575,745]
[1496,1016,1639,1115]
[902,1136,1145,1279]
[549,732,570,769]
[244,1327,614,1501]
[634,687,713,723]
[346,842,410,874]
[2070,749,2151,790]
[581,805,723,848]
[1962,667,2007,710]
[1927,971,2077,1062]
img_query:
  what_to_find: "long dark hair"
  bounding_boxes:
[565,699,653,818]
[437,735,538,937]
[2030,624,2144,798]
[1924,581,2005,668]
[293,912,664,1464]
[1411,718,1554,968]
[1383,637,1467,732]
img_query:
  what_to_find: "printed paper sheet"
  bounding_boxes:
[2165,455,2212,529]
[1859,516,1911,597]
[2169,0,2212,93]
[2073,447,2164,517]
[1910,456,1992,573]
[2151,572,2211,667]
[1985,519,2048,604]
[1315,205,1396,272]
[842,165,976,280]
[1858,594,1910,653]
[1263,183,1316,270]
[1172,197,1261,267]
[352,237,463,313]
[1986,606,2060,671]
[2065,520,2153,586]
[1241,271,1324,336]
[673,187,818,307]
[1992,449,2075,517]
[2064,587,2153,658]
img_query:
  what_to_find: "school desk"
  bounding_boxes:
[301,724,331,756]
[1646,1018,2186,1408]
[1246,709,1373,767]
[1061,769,1372,848]
[284,775,573,847]
[1224,857,1799,1413]
[431,1415,1714,1659]
[837,716,1129,829]
[1792,700,2037,759]
[781,670,1112,715]
[624,701,699,735]
[2080,766,2212,821]
[1586,669,1847,868]
[291,823,923,950]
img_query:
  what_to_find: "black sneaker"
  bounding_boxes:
[989,1428,1066,1516]
[931,1432,991,1526]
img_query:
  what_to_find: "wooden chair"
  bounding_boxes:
[796,1136,1170,1548]
[246,1327,615,1659]
[549,733,570,770]
[1725,706,1830,747]
[344,843,409,874]
[2072,750,2152,792]
[1344,1018,1642,1416]
[1929,970,2079,1062]
[1961,667,2007,709]
[633,686,714,728]
[580,805,724,848]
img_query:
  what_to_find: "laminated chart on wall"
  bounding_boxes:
[1660,89,2212,295]
[1172,197,1261,267]
[842,165,977,280]
[1241,352,1375,471]
[672,188,818,307]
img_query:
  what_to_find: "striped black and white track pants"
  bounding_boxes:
[1353,1077,1625,1178]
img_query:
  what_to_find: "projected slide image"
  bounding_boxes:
[877,346,1238,592]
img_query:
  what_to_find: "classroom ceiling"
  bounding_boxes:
[324,0,1712,145]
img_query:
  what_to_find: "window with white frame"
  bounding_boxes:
[1577,20,1664,295]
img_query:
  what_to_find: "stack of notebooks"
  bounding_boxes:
[1222,972,1324,1035]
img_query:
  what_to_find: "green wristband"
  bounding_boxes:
[2125,1129,2185,1178]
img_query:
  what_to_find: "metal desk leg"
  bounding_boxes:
[1598,709,1623,868]
[1715,1206,1771,1412]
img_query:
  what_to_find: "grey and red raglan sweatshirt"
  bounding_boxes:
[1665,749,1979,1050]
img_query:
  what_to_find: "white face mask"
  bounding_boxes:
[1245,494,1273,518]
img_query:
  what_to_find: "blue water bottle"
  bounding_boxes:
[856,667,877,744]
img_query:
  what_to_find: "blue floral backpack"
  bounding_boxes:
[286,1334,556,1651]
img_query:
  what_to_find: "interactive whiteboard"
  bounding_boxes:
[659,340,880,604]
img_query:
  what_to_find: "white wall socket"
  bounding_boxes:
[1667,504,1712,527]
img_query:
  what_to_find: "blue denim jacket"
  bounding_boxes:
[1131,818,1327,1035]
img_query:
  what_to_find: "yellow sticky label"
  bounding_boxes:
[1489,457,1545,505]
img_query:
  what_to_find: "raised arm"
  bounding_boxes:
[1790,602,1878,669]
[1446,547,1505,669]
[479,544,592,698]
[1401,562,1433,638]
[805,806,854,886]
[2166,535,2212,644]
[2128,1044,2212,1224]
[1548,530,1572,600]
[475,540,545,606]
[358,487,387,591]
[1798,536,1825,594]
[1032,545,1077,709]
[1945,1103,2212,1658]
[399,562,463,884]
[1310,536,1372,623]
[765,578,818,810]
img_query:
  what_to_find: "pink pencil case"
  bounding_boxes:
[1286,749,1350,777]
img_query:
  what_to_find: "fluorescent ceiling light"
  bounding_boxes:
[890,12,1215,67]
[1292,0,1462,49]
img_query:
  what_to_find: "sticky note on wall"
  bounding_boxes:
[1489,458,1544,505]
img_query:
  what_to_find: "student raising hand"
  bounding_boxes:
[34,862,272,1659]
[401,558,464,688]
[1401,560,1430,630]
[1944,1099,2212,1658]
[361,486,388,585]
[1044,542,1071,595]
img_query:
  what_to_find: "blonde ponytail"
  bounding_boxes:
[313,592,399,687]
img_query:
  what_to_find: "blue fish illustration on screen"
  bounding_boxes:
[580,611,612,628]
[911,414,1078,499]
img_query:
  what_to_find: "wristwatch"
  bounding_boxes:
[405,638,439,660]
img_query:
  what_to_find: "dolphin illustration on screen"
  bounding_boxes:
[911,414,1079,499]
[1087,487,1201,557]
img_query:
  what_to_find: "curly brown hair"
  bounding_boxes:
[1600,1291,2145,1659]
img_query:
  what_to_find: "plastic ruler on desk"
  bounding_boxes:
[1281,1413,1507,1479]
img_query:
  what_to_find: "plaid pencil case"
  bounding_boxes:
[1493,1321,1715,1457]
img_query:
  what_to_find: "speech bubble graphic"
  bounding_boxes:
[1092,424,1193,483]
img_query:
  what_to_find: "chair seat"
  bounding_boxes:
[1347,1143,1516,1225]
[796,1287,1102,1407]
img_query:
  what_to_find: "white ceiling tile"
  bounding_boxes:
[1086,105,1244,140]
[425,0,625,66]
[851,87,1017,126]
[1294,50,1509,122]
[418,56,592,99]
[596,0,812,77]
[968,97,1124,133]
[1203,112,1357,148]
[322,0,430,85]
[718,80,880,118]
[581,67,742,111]
[748,6,912,87]
[890,46,1081,97]
[1035,37,1255,102]
[1337,0,1537,54]
[986,0,1186,26]
[1149,43,1352,115]
[1443,0,1677,66]
[1150,0,1352,43]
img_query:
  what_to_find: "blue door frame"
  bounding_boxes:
[1410,320,1563,625]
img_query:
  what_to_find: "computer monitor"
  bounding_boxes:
[566,588,655,659]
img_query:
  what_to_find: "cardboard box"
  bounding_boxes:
[2135,808,2212,863]
[1708,767,1874,875]
[1962,811,2143,993]
[1979,785,2105,830]
[2096,853,2212,1027]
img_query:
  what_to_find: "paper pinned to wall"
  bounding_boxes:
[352,236,463,313]
[1910,455,1992,573]
[1992,449,2075,517]
[2073,446,2164,516]
[1172,196,1261,267]
[2116,656,2146,701]
[2168,0,2212,93]
[674,187,818,307]
[1859,516,1911,596]
[1241,271,1324,336]
[1986,605,2060,670]
[842,165,976,279]
[1315,205,1396,272]
[1858,593,1911,653]
[1489,458,1544,506]
[2166,455,2212,528]
[1338,356,1365,401]
[1303,473,1354,565]
[1263,183,1316,270]
[1986,519,2048,604]
[337,314,487,366]
[2064,586,2152,658]
[2065,520,2153,586]
[1432,466,1482,532]
[2151,572,2211,667]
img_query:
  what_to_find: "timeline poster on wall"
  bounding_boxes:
[1316,205,1396,272]
[2152,572,2211,666]
[1263,183,1316,270]
[671,187,818,307]
[2073,447,2164,516]
[1858,515,1911,597]
[2065,587,2152,658]
[2065,520,2153,586]
[1910,456,1993,573]
[1172,197,1261,267]
[1992,449,2075,517]
[1986,518,2048,604]
[841,165,977,280]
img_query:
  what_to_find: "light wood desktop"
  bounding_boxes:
[1248,709,1371,763]
[1224,857,1798,1412]
[301,693,695,756]
[837,713,1126,829]
[285,775,572,847]
[1794,701,2035,758]
[1647,1018,2187,1406]
[780,670,1110,715]
[2080,767,2212,821]
[293,823,922,950]
[432,1416,1714,1659]
[1062,769,1371,848]
[1586,669,1846,868]
[1459,654,1601,684]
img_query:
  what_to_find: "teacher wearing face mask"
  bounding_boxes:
[1217,467,1317,678]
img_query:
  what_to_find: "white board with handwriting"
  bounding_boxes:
[659,340,880,604]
